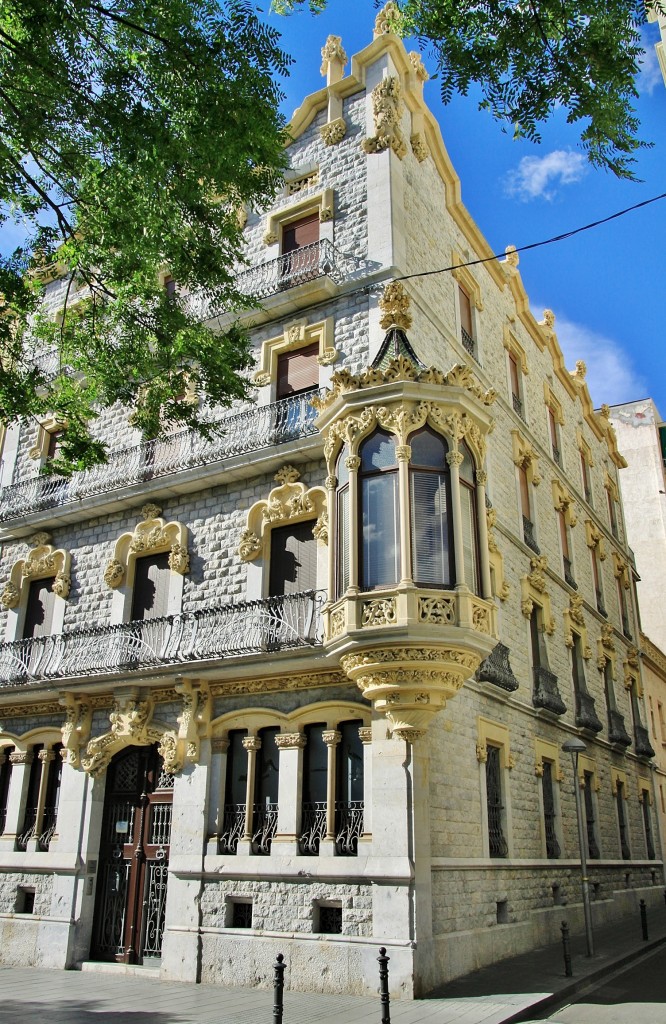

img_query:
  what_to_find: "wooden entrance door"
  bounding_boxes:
[91,744,173,963]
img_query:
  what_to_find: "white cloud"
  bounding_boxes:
[638,42,663,95]
[531,306,647,407]
[506,150,587,201]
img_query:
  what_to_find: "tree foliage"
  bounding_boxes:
[278,0,663,179]
[0,0,290,471]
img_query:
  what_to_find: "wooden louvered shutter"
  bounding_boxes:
[269,521,317,597]
[23,579,56,639]
[276,342,319,400]
[282,213,319,254]
[131,553,171,621]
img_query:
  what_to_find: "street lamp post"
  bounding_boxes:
[562,736,594,957]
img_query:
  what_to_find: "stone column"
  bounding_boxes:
[396,444,413,585]
[358,725,373,845]
[0,750,33,852]
[236,735,261,856]
[27,747,55,852]
[447,449,466,588]
[206,736,229,856]
[347,455,360,593]
[273,732,306,855]
[475,470,493,600]
[320,729,341,857]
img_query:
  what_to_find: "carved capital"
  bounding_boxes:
[358,726,373,744]
[320,118,347,146]
[275,732,307,750]
[446,450,464,467]
[242,736,262,752]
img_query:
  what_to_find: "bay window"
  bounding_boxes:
[359,430,399,590]
[409,427,453,587]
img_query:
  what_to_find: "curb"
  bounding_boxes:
[502,932,666,1023]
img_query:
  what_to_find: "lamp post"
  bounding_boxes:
[562,737,594,957]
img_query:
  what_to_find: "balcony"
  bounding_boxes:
[522,516,541,554]
[512,393,525,420]
[634,724,656,759]
[0,590,325,689]
[532,666,566,716]
[460,327,477,361]
[0,391,320,529]
[608,709,632,748]
[476,642,519,692]
[563,557,577,590]
[186,239,364,322]
[575,689,603,734]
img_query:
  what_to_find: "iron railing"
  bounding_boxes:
[634,724,656,759]
[460,327,476,359]
[186,239,363,318]
[335,800,364,856]
[532,666,566,716]
[608,709,632,748]
[0,590,325,688]
[299,801,327,855]
[512,393,524,419]
[522,516,540,554]
[476,642,519,692]
[575,689,603,734]
[219,803,246,855]
[551,444,561,466]
[563,557,577,590]
[0,391,320,522]
[252,802,278,856]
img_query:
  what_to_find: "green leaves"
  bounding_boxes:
[0,0,290,471]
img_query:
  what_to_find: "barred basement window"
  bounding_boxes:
[231,900,253,929]
[317,903,342,934]
[486,745,508,858]
[16,888,35,914]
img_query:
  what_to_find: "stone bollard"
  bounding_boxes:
[560,921,573,977]
[377,947,391,1024]
[273,953,286,1024]
[640,899,649,941]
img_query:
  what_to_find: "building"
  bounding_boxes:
[648,3,666,87]
[0,9,660,997]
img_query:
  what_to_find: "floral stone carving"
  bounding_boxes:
[362,76,407,159]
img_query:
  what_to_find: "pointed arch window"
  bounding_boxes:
[409,427,453,588]
[460,443,481,595]
[336,447,350,599]
[359,430,399,590]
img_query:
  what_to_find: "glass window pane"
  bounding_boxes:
[460,483,480,594]
[409,427,447,469]
[361,473,399,588]
[460,444,475,485]
[337,721,364,804]
[303,724,328,804]
[411,470,452,586]
[225,731,248,806]
[360,430,397,472]
[256,728,279,806]
[337,485,349,598]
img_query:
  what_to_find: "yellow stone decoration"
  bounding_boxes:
[379,280,412,331]
[362,76,407,159]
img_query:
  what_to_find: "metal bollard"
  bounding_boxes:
[377,946,391,1024]
[640,899,649,941]
[560,921,573,977]
[273,952,286,1024]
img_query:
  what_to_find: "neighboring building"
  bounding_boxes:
[609,400,666,653]
[640,633,666,851]
[648,3,666,86]
[0,10,660,997]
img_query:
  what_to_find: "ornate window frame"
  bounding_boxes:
[520,556,555,634]
[552,479,577,528]
[252,317,338,389]
[610,766,628,798]
[103,503,189,623]
[262,188,334,247]
[28,415,68,464]
[451,252,483,313]
[584,519,607,561]
[1,532,71,642]
[476,716,513,858]
[563,595,591,657]
[512,430,540,487]
[543,382,564,426]
[502,325,529,375]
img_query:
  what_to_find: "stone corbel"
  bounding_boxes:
[80,690,161,777]
[584,519,606,560]
[104,504,190,589]
[239,465,327,562]
[552,480,577,527]
[512,431,541,486]
[1,533,71,609]
[159,678,211,773]
[60,692,93,768]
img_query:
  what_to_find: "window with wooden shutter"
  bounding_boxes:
[46,430,65,461]
[131,553,171,621]
[23,579,56,639]
[281,212,320,287]
[276,341,319,400]
[269,521,318,596]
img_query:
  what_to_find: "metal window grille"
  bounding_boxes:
[522,516,540,554]
[616,782,631,860]
[231,902,253,929]
[542,762,560,859]
[486,746,508,858]
[334,800,364,856]
[642,796,656,860]
[583,772,600,859]
[319,905,342,934]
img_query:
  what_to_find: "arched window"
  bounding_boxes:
[336,447,350,599]
[460,443,481,595]
[359,430,399,590]
[409,427,453,587]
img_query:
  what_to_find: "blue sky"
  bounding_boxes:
[270,2,666,416]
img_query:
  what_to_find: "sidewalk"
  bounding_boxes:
[0,907,665,1024]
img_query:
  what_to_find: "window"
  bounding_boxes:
[0,747,13,835]
[269,521,317,597]
[300,723,328,855]
[299,720,365,857]
[583,770,600,859]
[218,727,279,857]
[458,285,475,358]
[617,577,632,638]
[163,274,176,300]
[641,788,656,860]
[486,745,508,858]
[130,553,172,622]
[460,445,481,594]
[230,900,253,929]
[359,430,399,591]
[280,212,320,287]
[607,487,618,539]
[17,743,63,852]
[508,352,524,420]
[219,730,248,855]
[276,341,319,401]
[317,902,342,934]
[335,720,364,856]
[409,428,453,588]
[519,464,539,552]
[571,633,602,733]
[615,780,631,860]
[603,659,630,747]
[548,407,560,465]
[23,578,57,640]
[590,545,606,617]
[580,450,593,506]
[336,448,350,599]
[252,727,279,856]
[558,509,576,588]
[529,606,565,715]
[542,761,560,859]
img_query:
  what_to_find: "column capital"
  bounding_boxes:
[345,455,361,471]
[322,729,342,746]
[275,732,307,750]
[9,751,32,765]
[475,470,487,486]
[211,737,230,754]
[358,727,373,744]
[396,444,411,463]
[242,736,262,752]
[447,450,464,467]
[38,749,56,763]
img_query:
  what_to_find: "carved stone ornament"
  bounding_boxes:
[31,531,52,548]
[105,510,189,589]
[253,371,271,387]
[410,133,430,163]
[362,76,407,159]
[571,360,587,385]
[504,245,519,268]
[408,51,429,82]
[60,693,93,768]
[2,540,72,609]
[374,1,402,35]
[527,556,548,594]
[379,281,412,332]
[341,644,487,742]
[317,345,340,366]
[313,511,329,545]
[569,593,586,628]
[81,693,157,777]
[601,623,615,650]
[362,598,397,627]
[263,230,278,246]
[320,34,347,74]
[241,468,327,561]
[159,679,211,773]
[275,732,307,750]
[541,308,556,329]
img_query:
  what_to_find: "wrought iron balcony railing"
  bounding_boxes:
[575,689,603,734]
[0,391,319,523]
[186,239,363,318]
[532,665,566,716]
[460,327,476,359]
[563,557,577,590]
[476,642,519,692]
[335,800,364,856]
[512,393,525,420]
[252,802,278,856]
[299,801,327,856]
[634,724,656,759]
[551,444,561,466]
[0,590,325,688]
[608,708,632,748]
[219,803,246,855]
[522,516,541,554]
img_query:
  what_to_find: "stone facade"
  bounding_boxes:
[0,9,661,998]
